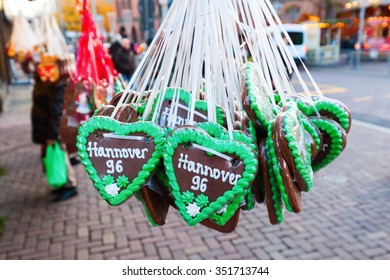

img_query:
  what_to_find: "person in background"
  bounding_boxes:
[112,38,136,83]
[31,69,78,202]
[109,33,122,58]
[119,25,128,39]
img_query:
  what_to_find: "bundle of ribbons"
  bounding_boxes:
[76,0,351,233]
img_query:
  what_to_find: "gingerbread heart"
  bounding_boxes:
[150,88,226,127]
[163,126,258,226]
[76,118,166,206]
[310,117,347,172]
[136,176,170,226]
[258,139,283,224]
[266,121,294,212]
[301,117,323,161]
[200,209,240,233]
[93,104,115,117]
[311,98,351,133]
[293,97,351,134]
[197,123,258,211]
[241,62,276,137]
[271,120,302,213]
[274,105,313,192]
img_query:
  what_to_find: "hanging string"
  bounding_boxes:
[112,0,323,133]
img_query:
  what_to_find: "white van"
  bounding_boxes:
[269,24,308,65]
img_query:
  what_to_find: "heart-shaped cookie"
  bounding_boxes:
[196,123,258,211]
[310,117,347,172]
[301,117,323,161]
[200,209,241,233]
[275,105,314,192]
[163,126,258,226]
[241,62,276,137]
[293,97,351,134]
[136,176,170,226]
[77,118,166,206]
[258,139,283,224]
[151,88,226,127]
[311,98,351,133]
[271,120,302,213]
[93,104,115,117]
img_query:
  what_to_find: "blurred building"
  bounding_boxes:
[337,1,390,50]
[273,0,348,22]
[114,0,161,42]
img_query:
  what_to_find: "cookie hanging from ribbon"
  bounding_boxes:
[77,118,165,206]
[163,126,258,226]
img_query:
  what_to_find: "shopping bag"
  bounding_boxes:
[43,142,67,188]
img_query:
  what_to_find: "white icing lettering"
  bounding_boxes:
[113,148,123,158]
[177,153,241,187]
[86,141,149,160]
[98,147,106,157]
[160,106,199,127]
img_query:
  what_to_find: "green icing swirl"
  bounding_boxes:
[310,118,345,172]
[244,62,276,129]
[265,132,284,223]
[314,100,350,132]
[266,122,293,212]
[294,99,350,132]
[197,122,226,138]
[181,191,195,204]
[282,106,314,192]
[301,117,321,151]
[195,194,209,208]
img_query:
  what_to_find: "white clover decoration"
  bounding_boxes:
[105,183,120,197]
[186,202,201,217]
[217,204,228,214]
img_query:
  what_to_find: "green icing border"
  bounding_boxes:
[310,118,345,172]
[266,121,293,212]
[265,132,284,223]
[163,127,258,226]
[196,122,227,139]
[244,62,276,129]
[282,106,314,192]
[295,99,350,132]
[301,117,321,154]
[313,100,350,132]
[76,117,166,206]
[200,124,257,212]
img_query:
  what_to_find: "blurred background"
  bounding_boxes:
[1,0,390,86]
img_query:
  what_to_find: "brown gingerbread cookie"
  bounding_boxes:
[139,176,170,226]
[241,62,276,138]
[109,91,124,107]
[200,209,240,233]
[272,120,302,213]
[310,117,347,172]
[274,114,310,193]
[95,105,115,117]
[113,104,139,123]
[258,139,283,225]
[110,110,168,225]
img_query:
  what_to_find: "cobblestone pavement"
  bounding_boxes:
[0,84,389,260]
